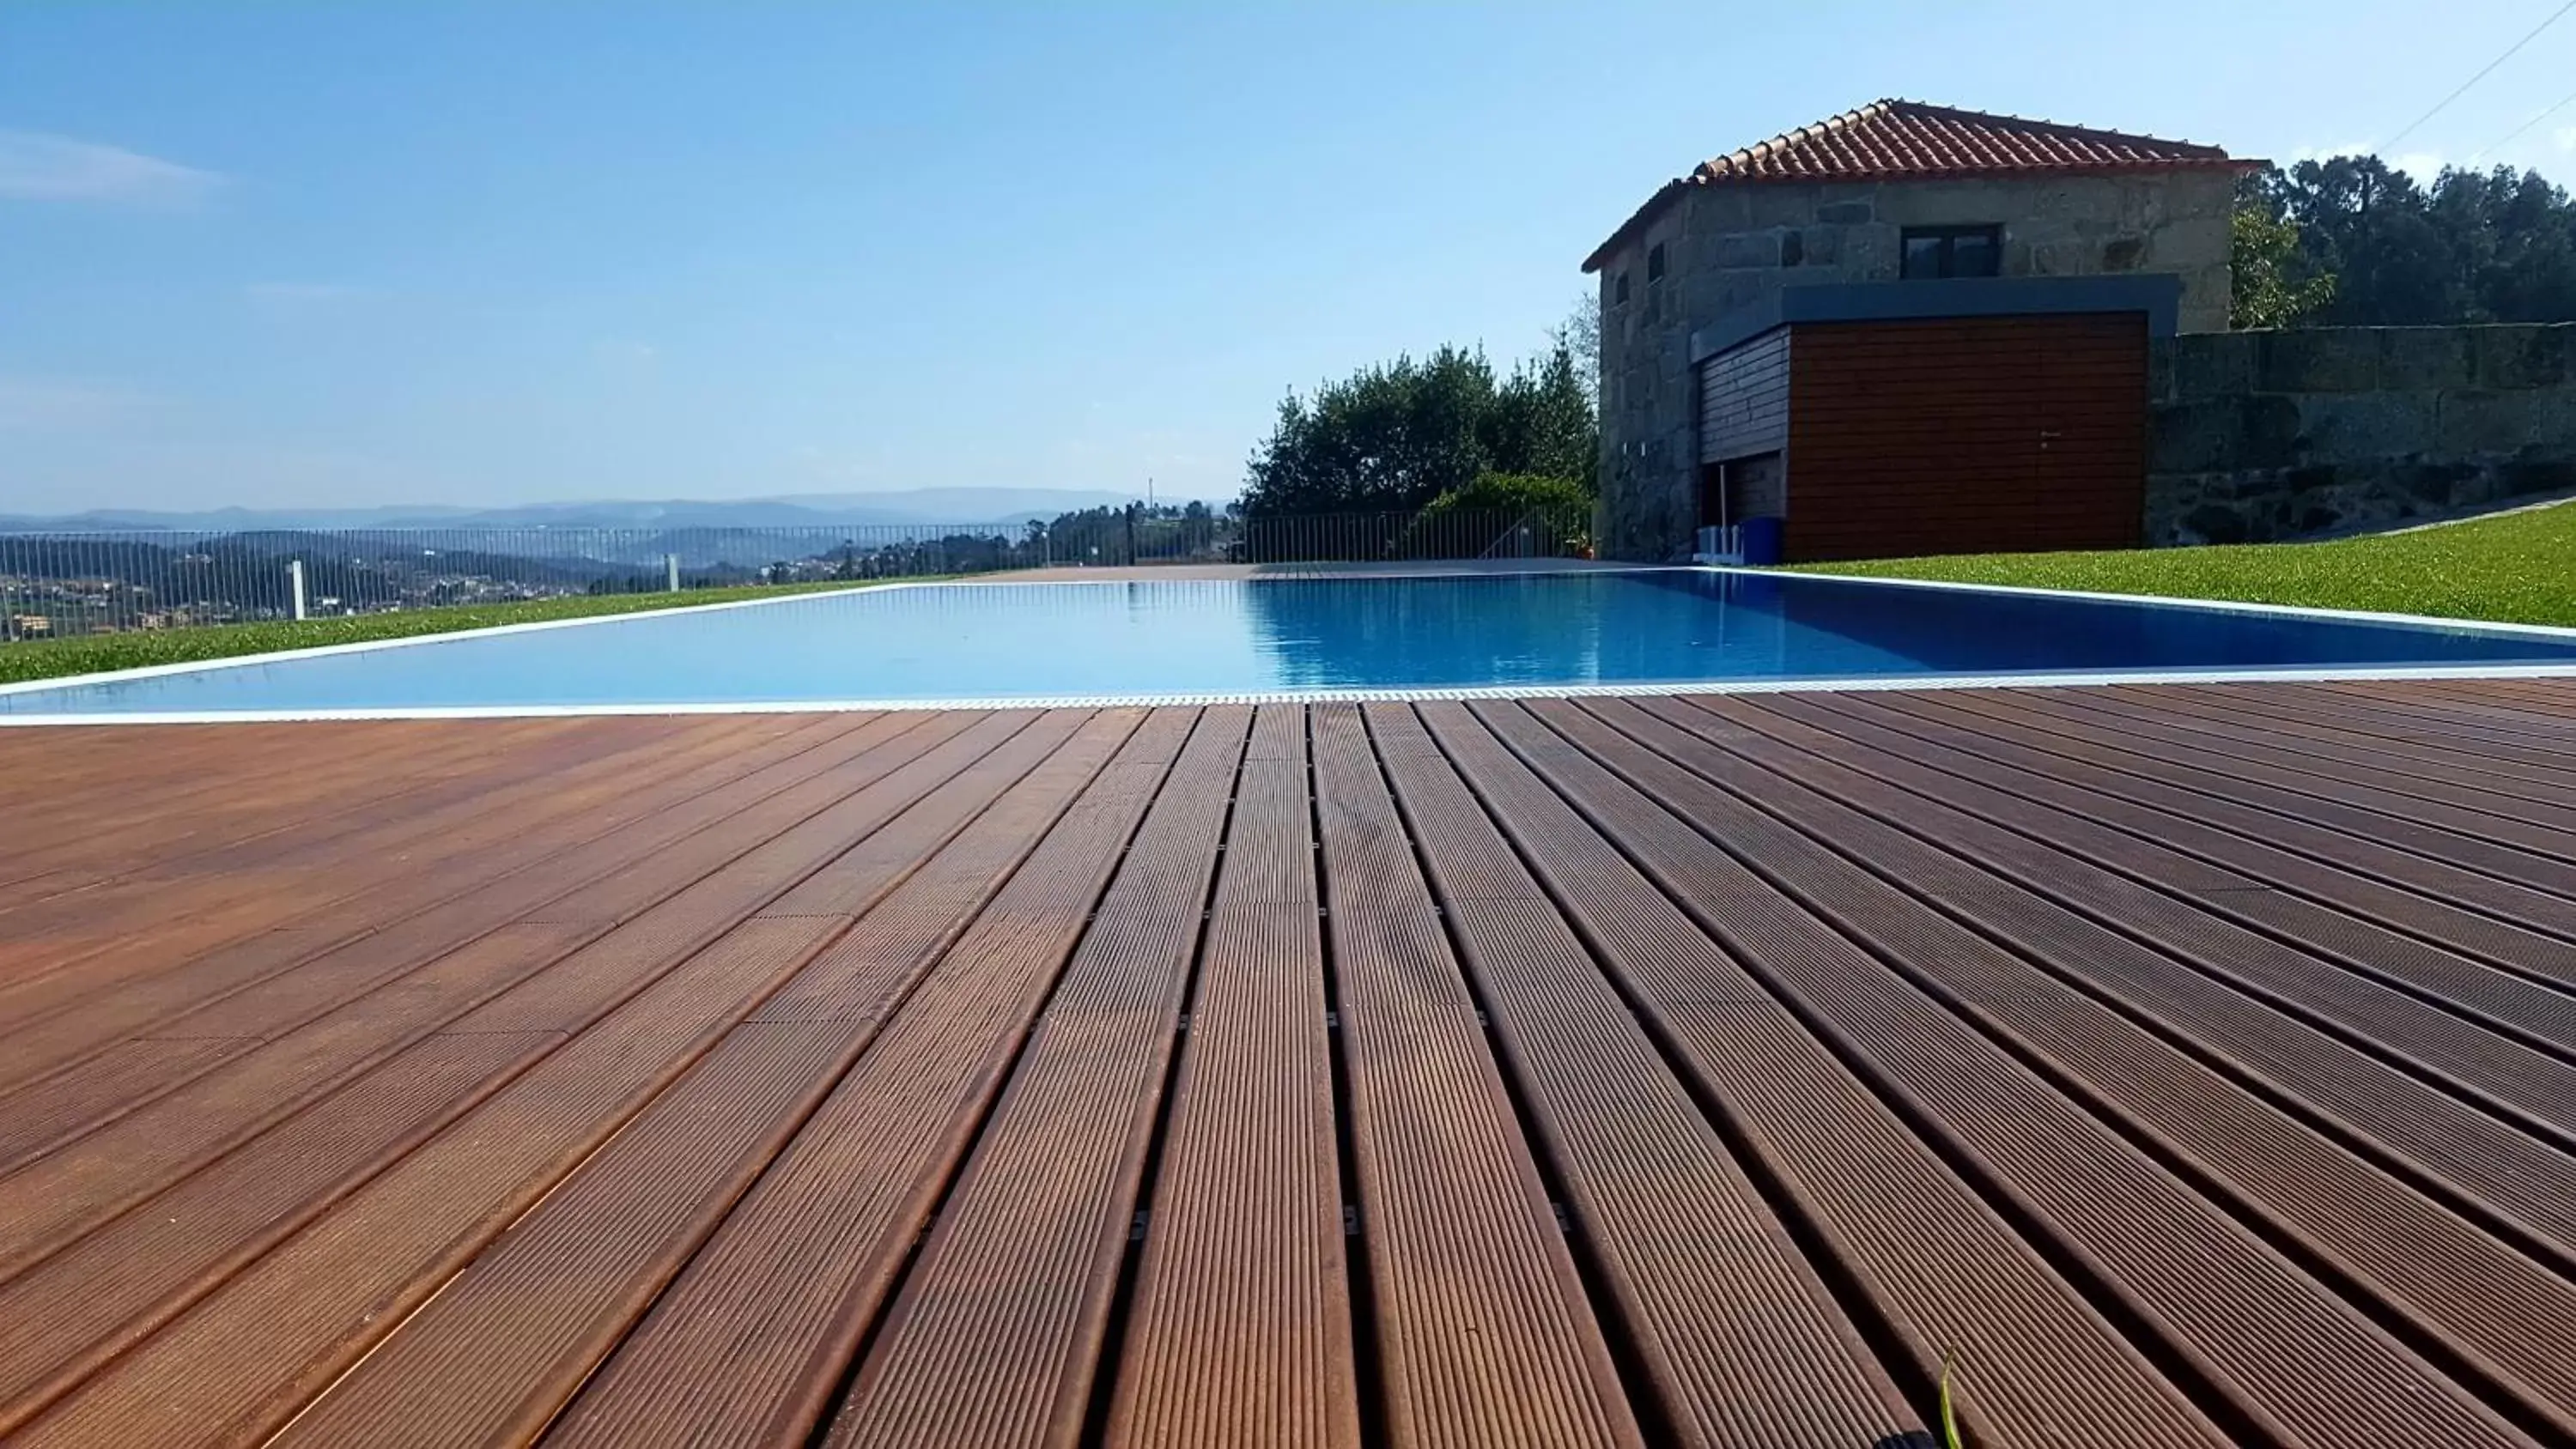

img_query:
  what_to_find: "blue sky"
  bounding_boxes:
[6,1,2575,514]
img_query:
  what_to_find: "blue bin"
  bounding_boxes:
[1739,516,1784,567]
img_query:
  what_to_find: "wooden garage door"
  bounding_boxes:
[1782,312,2147,563]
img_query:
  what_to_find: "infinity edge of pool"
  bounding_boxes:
[9,567,2576,725]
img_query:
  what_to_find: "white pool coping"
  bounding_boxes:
[5,567,2576,726]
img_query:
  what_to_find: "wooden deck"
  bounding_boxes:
[6,681,2576,1447]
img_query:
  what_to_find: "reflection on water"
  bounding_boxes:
[1240,573,1829,687]
[7,570,2575,716]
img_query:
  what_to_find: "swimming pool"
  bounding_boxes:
[9,568,2576,722]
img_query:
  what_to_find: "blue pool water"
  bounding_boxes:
[8,570,2576,718]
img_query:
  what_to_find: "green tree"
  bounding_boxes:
[2440,166,2576,322]
[2246,155,2576,325]
[1241,346,1492,516]
[1487,345,1599,491]
[2278,156,2464,324]
[2230,199,2336,329]
[1418,470,1592,517]
[1401,472,1595,558]
[1549,293,1601,405]
[1241,341,1598,517]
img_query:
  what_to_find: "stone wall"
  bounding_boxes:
[2148,324,2576,544]
[1595,169,2236,561]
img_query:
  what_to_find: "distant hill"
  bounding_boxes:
[0,487,1198,533]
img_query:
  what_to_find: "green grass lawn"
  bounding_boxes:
[1797,500,2576,629]
[0,578,931,687]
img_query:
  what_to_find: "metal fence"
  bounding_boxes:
[0,505,1594,641]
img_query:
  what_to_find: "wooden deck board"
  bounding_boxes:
[1795,694,2576,1043]
[1980,690,2576,858]
[2,717,787,912]
[1495,699,2527,1447]
[1569,694,2576,1440]
[0,713,890,1063]
[1853,692,2576,933]
[0,712,1031,1276]
[1714,696,2576,1149]
[0,712,901,1127]
[538,710,1195,1449]
[1653,696,2576,1264]
[821,706,1247,1448]
[0,718,583,885]
[9,681,2576,1446]
[2050,687,2576,804]
[10,916,853,1447]
[1311,703,1641,1449]
[265,710,1135,1447]
[1368,701,1917,1448]
[1104,705,1358,1449]
[2127,684,2576,785]
[1418,700,2224,1449]
[2307,679,2576,742]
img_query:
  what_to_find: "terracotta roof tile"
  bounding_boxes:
[1699,99,2234,182]
[1583,99,2256,272]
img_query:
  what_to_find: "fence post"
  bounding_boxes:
[665,553,681,593]
[289,559,308,621]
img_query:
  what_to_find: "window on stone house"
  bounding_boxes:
[1646,243,1667,283]
[1900,225,2003,280]
[1614,270,1631,305]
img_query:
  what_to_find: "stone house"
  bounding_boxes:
[1587,100,2254,562]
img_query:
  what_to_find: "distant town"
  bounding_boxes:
[0,502,1240,639]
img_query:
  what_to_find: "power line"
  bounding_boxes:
[2379,0,2576,154]
[2467,80,2576,162]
